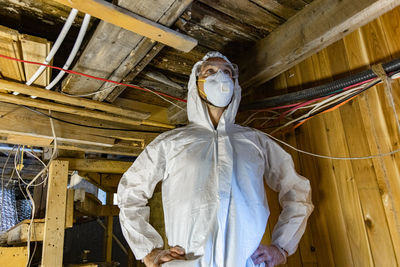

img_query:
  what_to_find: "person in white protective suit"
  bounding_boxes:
[117,51,314,267]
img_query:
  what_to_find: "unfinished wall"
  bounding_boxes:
[253,6,400,267]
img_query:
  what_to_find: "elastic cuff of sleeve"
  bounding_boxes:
[272,244,288,264]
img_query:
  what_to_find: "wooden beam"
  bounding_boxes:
[65,189,75,228]
[61,158,131,174]
[0,26,25,84]
[105,192,114,263]
[0,103,159,156]
[0,92,144,126]
[19,33,51,87]
[7,219,45,245]
[0,247,28,267]
[41,160,69,267]
[0,79,149,120]
[237,0,400,89]
[95,0,193,101]
[74,192,119,217]
[53,0,197,52]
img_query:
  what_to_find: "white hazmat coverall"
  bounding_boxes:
[117,51,314,267]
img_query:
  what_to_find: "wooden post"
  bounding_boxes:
[104,192,114,263]
[41,160,69,267]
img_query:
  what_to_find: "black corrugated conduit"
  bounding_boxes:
[240,58,400,111]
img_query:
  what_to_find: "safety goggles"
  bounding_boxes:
[196,61,239,79]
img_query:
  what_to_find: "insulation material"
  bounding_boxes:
[16,199,31,223]
[0,185,17,232]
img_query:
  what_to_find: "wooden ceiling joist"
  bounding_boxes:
[238,0,400,89]
[60,158,131,174]
[0,80,149,120]
[53,0,197,52]
[0,92,143,127]
[0,103,159,156]
[61,0,194,102]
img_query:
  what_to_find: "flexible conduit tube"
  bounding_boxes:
[22,8,78,91]
[240,58,400,110]
[46,13,91,90]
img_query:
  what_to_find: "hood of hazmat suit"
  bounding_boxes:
[117,51,314,267]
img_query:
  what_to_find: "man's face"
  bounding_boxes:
[196,57,235,98]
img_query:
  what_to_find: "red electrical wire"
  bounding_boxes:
[0,54,187,103]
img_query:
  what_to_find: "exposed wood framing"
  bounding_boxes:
[19,34,51,87]
[61,0,193,102]
[75,192,119,217]
[65,189,75,228]
[7,219,45,245]
[61,158,131,174]
[0,80,149,120]
[98,42,165,102]
[199,0,283,33]
[105,192,114,263]
[0,26,24,83]
[53,0,197,52]
[0,93,143,127]
[78,172,122,192]
[0,103,161,156]
[237,0,400,89]
[0,247,28,267]
[41,160,69,267]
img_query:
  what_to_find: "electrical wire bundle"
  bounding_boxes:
[242,63,400,135]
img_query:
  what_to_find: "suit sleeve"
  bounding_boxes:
[117,136,167,260]
[261,134,314,255]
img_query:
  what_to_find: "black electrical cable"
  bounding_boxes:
[4,103,163,133]
[240,58,400,111]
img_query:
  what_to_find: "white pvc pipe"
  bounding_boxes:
[46,13,91,90]
[23,8,78,92]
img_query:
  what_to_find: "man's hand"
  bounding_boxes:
[251,244,287,267]
[143,246,186,267]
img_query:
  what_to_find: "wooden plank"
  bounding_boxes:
[250,0,298,20]
[53,0,197,52]
[285,63,335,267]
[341,27,399,267]
[0,26,25,83]
[358,16,400,265]
[7,219,45,244]
[60,158,131,174]
[190,1,261,41]
[74,192,119,217]
[237,0,400,89]
[0,103,116,147]
[19,34,51,87]
[94,0,194,101]
[317,44,373,266]
[105,192,113,263]
[0,92,143,127]
[113,98,169,125]
[65,189,74,228]
[41,160,69,267]
[0,103,158,155]
[0,247,28,267]
[0,79,150,121]
[199,0,283,33]
[56,142,143,157]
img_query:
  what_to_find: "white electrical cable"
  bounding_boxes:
[264,132,400,160]
[46,13,91,90]
[21,8,78,98]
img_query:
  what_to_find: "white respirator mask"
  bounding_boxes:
[198,70,234,108]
